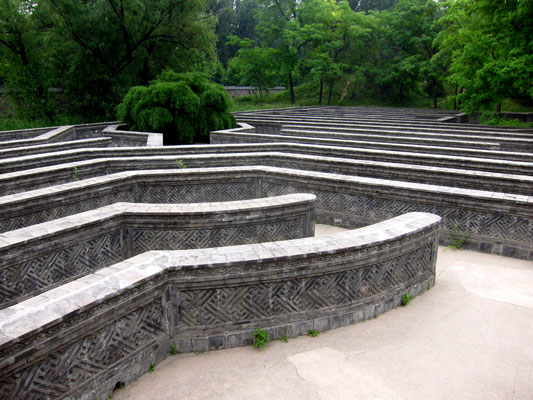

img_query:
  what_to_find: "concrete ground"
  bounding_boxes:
[114,225,533,400]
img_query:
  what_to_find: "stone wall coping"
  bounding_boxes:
[103,125,163,147]
[235,116,533,136]
[212,130,530,161]
[2,151,532,188]
[1,166,531,208]
[2,138,532,171]
[0,194,316,248]
[0,211,440,350]
[0,137,111,158]
[0,126,75,150]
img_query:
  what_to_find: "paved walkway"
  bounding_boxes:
[114,226,533,400]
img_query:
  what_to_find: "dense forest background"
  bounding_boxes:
[0,0,531,126]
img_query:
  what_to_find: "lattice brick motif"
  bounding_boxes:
[0,230,123,306]
[138,182,256,203]
[261,182,532,242]
[131,219,304,254]
[0,297,166,399]
[0,190,134,233]
[177,243,434,330]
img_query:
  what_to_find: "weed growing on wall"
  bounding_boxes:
[401,294,412,306]
[252,328,270,349]
[175,159,187,169]
[445,223,470,250]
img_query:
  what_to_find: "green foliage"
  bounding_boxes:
[0,0,216,122]
[118,72,236,145]
[401,293,412,306]
[175,159,187,169]
[438,0,533,114]
[148,363,156,373]
[73,166,79,181]
[281,335,289,343]
[307,329,319,337]
[169,345,179,355]
[252,328,270,349]
[445,223,470,250]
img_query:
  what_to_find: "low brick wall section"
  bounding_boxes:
[210,130,532,162]
[0,137,112,159]
[0,122,153,151]
[0,127,52,142]
[3,137,532,177]
[102,124,163,147]
[2,151,532,196]
[0,167,530,259]
[0,212,441,400]
[0,194,315,308]
[0,125,76,149]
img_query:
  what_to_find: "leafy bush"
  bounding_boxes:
[117,71,236,145]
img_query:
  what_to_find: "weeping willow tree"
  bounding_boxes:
[118,71,236,145]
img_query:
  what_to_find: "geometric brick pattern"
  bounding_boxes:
[177,242,434,331]
[131,219,304,253]
[261,182,533,243]
[0,297,166,399]
[0,190,135,233]
[0,230,123,307]
[138,182,256,203]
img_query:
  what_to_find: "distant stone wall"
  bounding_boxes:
[224,86,286,97]
[0,212,441,400]
[0,167,531,259]
[102,124,163,147]
[3,150,532,197]
[0,194,315,308]
[0,122,161,151]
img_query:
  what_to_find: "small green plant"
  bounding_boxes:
[148,363,156,373]
[175,159,187,169]
[73,166,79,181]
[401,293,412,306]
[281,335,288,343]
[445,223,470,250]
[307,329,319,337]
[169,345,178,355]
[252,328,270,349]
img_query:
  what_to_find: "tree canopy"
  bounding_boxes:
[0,0,531,122]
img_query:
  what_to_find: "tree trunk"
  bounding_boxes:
[288,72,295,105]
[327,79,334,105]
[496,103,502,114]
[453,84,458,110]
[399,81,404,107]
[433,94,438,109]
[319,79,323,105]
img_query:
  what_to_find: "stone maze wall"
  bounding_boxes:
[0,105,531,398]
[0,194,315,308]
[1,166,530,258]
[0,212,441,400]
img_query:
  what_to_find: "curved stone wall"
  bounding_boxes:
[0,212,441,400]
[2,150,532,196]
[1,166,531,259]
[0,194,315,308]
